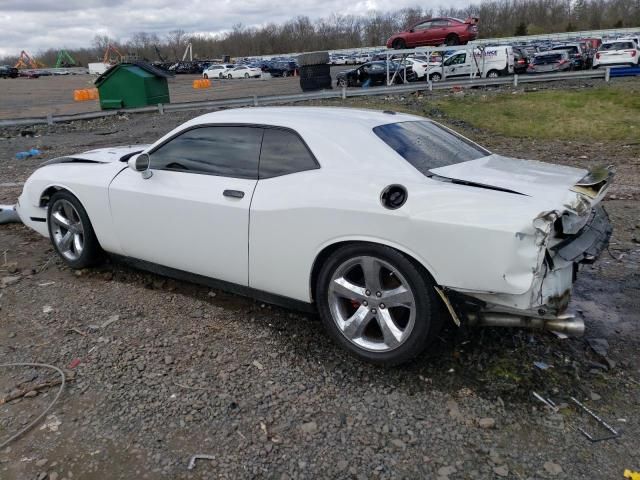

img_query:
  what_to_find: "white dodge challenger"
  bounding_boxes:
[17,107,613,365]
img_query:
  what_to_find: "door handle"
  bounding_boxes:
[223,189,244,199]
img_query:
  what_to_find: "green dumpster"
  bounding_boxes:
[95,62,171,110]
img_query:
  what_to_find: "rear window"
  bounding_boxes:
[552,46,578,53]
[600,42,635,50]
[373,121,489,173]
[534,54,563,64]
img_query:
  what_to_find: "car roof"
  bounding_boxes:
[185,107,420,132]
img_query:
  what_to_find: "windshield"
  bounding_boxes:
[534,54,563,64]
[600,42,635,50]
[373,121,489,173]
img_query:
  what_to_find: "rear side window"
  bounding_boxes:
[259,128,319,179]
[150,126,263,179]
[373,121,489,173]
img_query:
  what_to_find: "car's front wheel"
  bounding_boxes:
[47,191,103,269]
[316,243,443,366]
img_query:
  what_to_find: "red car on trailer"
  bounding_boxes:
[386,17,479,49]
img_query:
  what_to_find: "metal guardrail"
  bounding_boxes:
[0,68,624,128]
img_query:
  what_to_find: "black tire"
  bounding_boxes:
[316,243,444,366]
[300,75,332,91]
[300,64,330,79]
[297,51,330,67]
[429,72,442,82]
[47,190,103,269]
[203,73,208,79]
[445,34,460,46]
[392,39,407,50]
[227,74,232,79]
[336,77,349,88]
[486,70,500,78]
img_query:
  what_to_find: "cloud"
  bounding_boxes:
[0,0,470,57]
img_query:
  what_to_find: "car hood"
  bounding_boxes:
[41,144,151,166]
[429,154,613,203]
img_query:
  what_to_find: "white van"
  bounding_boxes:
[427,46,514,81]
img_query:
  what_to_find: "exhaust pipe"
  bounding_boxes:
[467,312,585,336]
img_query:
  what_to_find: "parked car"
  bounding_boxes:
[426,46,514,81]
[330,55,349,65]
[593,40,640,68]
[551,43,587,69]
[399,58,429,79]
[202,64,235,79]
[226,65,262,79]
[16,107,613,365]
[267,61,298,77]
[386,17,479,49]
[336,61,416,87]
[527,51,572,73]
[0,65,19,78]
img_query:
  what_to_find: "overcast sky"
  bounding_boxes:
[0,0,468,58]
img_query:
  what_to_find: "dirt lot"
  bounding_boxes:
[0,68,346,120]
[0,85,639,479]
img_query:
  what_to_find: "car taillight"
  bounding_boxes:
[517,59,525,64]
[630,50,637,57]
[596,53,600,59]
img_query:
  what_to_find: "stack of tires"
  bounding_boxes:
[298,52,332,92]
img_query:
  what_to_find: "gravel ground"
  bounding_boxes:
[0,86,639,479]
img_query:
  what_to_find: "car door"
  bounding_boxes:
[443,53,469,78]
[429,19,450,45]
[108,125,263,287]
[249,127,321,300]
[408,21,432,46]
[368,63,387,84]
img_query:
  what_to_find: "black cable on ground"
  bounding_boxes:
[0,362,66,449]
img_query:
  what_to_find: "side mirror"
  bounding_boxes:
[129,152,152,179]
[409,29,415,33]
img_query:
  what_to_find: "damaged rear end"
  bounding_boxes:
[433,161,614,336]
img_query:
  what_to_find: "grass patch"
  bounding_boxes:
[432,85,640,141]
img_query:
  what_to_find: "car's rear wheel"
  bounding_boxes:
[445,34,460,46]
[47,191,103,269]
[244,73,249,78]
[392,39,407,50]
[316,243,443,366]
[203,73,208,79]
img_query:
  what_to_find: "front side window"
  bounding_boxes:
[413,21,432,31]
[259,128,318,179]
[373,121,489,173]
[150,126,263,179]
[446,54,466,65]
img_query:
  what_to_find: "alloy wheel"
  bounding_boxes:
[328,255,416,352]
[50,199,84,261]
